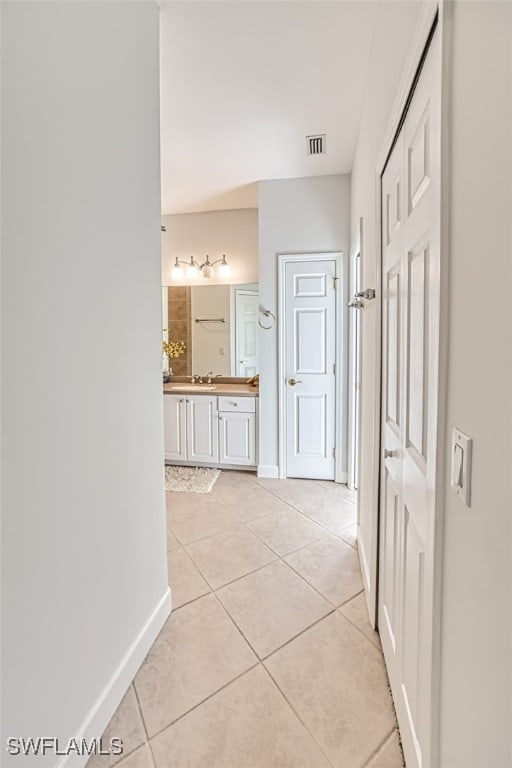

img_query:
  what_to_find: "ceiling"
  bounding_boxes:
[160,1,379,215]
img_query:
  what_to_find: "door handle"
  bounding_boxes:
[384,449,396,458]
[355,288,376,300]
[288,378,303,386]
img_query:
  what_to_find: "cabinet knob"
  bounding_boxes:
[179,398,185,403]
[231,402,238,406]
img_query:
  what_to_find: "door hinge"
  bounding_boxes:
[333,276,339,289]
[333,447,336,458]
[333,363,336,375]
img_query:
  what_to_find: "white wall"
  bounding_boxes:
[258,174,350,477]
[349,0,423,616]
[1,3,170,766]
[161,208,258,286]
[351,1,512,764]
[439,3,512,766]
[191,286,231,376]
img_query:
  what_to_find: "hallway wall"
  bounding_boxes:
[258,174,350,478]
[439,3,512,765]
[349,0,423,619]
[1,2,170,764]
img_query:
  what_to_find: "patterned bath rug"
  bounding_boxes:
[165,465,221,494]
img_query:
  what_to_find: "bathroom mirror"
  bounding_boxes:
[162,283,259,378]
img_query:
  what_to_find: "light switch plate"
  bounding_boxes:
[451,428,472,507]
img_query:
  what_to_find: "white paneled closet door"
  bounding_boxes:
[379,27,441,768]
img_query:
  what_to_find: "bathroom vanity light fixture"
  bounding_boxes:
[170,254,231,281]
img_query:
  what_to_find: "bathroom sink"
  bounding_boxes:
[168,384,217,391]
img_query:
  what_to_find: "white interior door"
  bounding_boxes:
[379,28,440,768]
[283,257,337,480]
[235,290,258,377]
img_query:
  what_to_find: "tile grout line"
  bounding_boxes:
[110,741,148,768]
[131,680,151,744]
[203,519,343,641]
[242,519,327,559]
[171,474,357,552]
[168,477,362,618]
[171,480,364,652]
[184,550,279,595]
[146,662,261,745]
[337,594,387,653]
[262,663,337,768]
[248,482,359,542]
[259,608,337,662]
[281,548,363,609]
[360,727,401,768]
[253,476,357,507]
[168,520,238,548]
[210,590,262,660]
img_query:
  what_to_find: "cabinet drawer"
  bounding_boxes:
[218,395,256,413]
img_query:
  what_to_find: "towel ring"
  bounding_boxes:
[258,309,276,330]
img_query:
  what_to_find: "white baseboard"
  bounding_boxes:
[58,587,172,768]
[257,464,279,479]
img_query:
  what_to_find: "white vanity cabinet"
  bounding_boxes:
[218,396,256,466]
[163,394,187,461]
[186,395,219,464]
[164,394,218,464]
[164,391,257,469]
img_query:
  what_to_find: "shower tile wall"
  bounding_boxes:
[168,286,192,376]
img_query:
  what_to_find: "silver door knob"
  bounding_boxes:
[288,378,303,386]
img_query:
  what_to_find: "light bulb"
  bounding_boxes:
[218,255,231,279]
[202,255,213,279]
[186,260,199,278]
[171,259,183,280]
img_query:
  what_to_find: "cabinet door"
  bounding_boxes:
[219,411,255,466]
[186,396,218,464]
[163,395,187,461]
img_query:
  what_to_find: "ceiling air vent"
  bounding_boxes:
[306,134,326,156]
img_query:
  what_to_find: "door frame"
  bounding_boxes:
[277,252,344,481]
[347,220,362,492]
[367,1,450,765]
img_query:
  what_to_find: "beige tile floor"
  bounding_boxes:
[88,471,404,768]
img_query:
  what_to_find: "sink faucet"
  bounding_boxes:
[206,371,213,384]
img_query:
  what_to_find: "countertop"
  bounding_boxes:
[163,382,258,397]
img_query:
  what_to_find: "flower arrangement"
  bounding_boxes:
[162,339,186,363]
